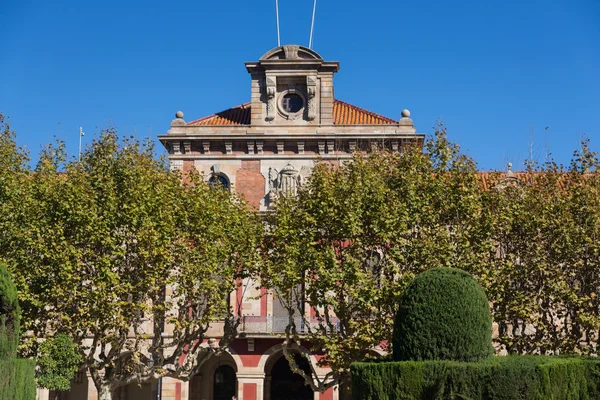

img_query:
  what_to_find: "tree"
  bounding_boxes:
[263,123,600,394]
[261,126,488,392]
[482,139,600,355]
[36,333,82,395]
[0,127,262,400]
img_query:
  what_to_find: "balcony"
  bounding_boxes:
[238,315,340,335]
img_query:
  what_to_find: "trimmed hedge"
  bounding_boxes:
[0,265,35,399]
[0,358,36,400]
[393,267,493,362]
[0,265,20,359]
[351,356,600,400]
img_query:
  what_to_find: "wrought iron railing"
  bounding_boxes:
[238,315,340,334]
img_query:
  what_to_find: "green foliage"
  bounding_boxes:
[482,139,600,355]
[0,265,20,359]
[261,126,486,391]
[393,267,493,362]
[0,125,262,398]
[263,126,600,391]
[351,356,600,400]
[0,260,35,400]
[36,333,83,391]
[0,358,36,400]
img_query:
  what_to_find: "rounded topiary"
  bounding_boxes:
[392,267,493,362]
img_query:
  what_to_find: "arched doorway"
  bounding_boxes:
[190,352,238,400]
[269,354,313,400]
[213,365,237,400]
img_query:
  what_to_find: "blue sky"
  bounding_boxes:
[1,0,598,170]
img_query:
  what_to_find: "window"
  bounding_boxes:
[209,174,230,190]
[282,93,304,113]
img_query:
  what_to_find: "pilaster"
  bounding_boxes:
[237,374,265,400]
[160,377,181,400]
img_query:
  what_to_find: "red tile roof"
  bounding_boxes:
[186,100,398,126]
[187,102,252,126]
[333,100,397,125]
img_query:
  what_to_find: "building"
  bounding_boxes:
[158,44,423,400]
[42,45,424,400]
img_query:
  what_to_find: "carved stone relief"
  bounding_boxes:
[306,76,317,121]
[265,76,276,122]
[265,163,310,208]
[283,45,299,60]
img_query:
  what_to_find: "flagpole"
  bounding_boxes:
[276,0,281,46]
[78,126,84,162]
[309,0,317,49]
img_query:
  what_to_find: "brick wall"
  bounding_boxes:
[236,161,265,209]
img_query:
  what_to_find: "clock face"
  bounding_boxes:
[282,93,304,113]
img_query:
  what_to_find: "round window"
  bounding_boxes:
[281,93,304,113]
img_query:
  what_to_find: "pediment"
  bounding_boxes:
[260,45,323,61]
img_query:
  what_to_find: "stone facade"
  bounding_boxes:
[161,45,422,215]
[44,45,423,400]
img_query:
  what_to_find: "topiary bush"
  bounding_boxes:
[393,267,493,362]
[0,358,36,400]
[0,265,34,400]
[0,265,20,360]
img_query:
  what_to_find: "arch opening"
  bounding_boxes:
[213,364,237,400]
[209,173,230,190]
[268,353,313,400]
[190,352,238,400]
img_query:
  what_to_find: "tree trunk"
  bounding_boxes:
[98,385,113,400]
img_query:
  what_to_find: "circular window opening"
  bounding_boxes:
[282,93,304,113]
